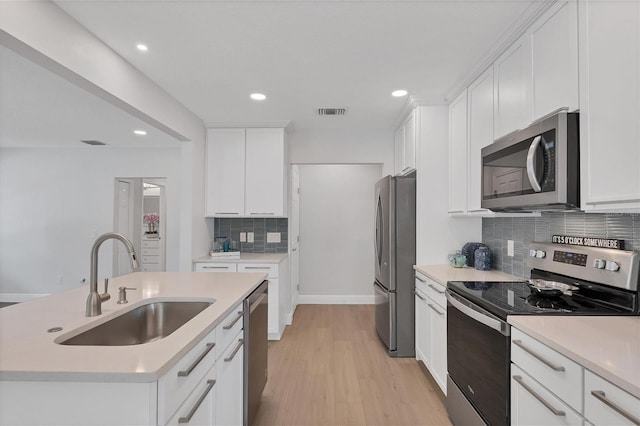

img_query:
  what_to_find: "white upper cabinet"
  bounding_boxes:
[206,127,287,217]
[206,128,246,216]
[394,109,416,175]
[493,34,532,139]
[579,0,640,212]
[467,67,494,214]
[245,128,286,216]
[530,0,579,121]
[448,90,468,214]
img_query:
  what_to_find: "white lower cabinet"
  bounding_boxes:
[166,366,217,426]
[511,365,582,426]
[216,330,244,426]
[584,370,640,426]
[414,272,447,395]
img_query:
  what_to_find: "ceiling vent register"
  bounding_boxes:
[317,108,347,116]
[80,140,107,146]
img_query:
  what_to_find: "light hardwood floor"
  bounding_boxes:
[253,304,452,426]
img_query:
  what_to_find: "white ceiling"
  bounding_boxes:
[0,44,180,148]
[53,0,540,131]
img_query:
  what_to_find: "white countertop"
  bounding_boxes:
[193,253,288,264]
[0,272,266,383]
[508,315,640,399]
[414,264,521,285]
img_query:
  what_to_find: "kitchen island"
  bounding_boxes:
[0,271,266,425]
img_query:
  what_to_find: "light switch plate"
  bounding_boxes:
[267,232,281,243]
[507,240,515,257]
[247,232,254,243]
[239,232,246,242]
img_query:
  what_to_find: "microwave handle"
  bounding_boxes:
[526,135,543,193]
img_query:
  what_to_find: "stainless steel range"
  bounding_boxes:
[445,242,640,426]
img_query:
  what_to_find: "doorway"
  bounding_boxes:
[113,177,167,276]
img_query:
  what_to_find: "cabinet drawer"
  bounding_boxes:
[165,363,216,426]
[415,272,428,294]
[142,240,160,249]
[158,327,217,424]
[425,277,446,308]
[142,255,160,264]
[142,264,161,272]
[511,365,583,426]
[216,303,244,358]
[142,248,160,256]
[511,328,583,413]
[238,263,277,278]
[195,263,237,273]
[584,370,640,426]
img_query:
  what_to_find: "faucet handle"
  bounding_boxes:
[117,287,136,304]
[99,278,111,302]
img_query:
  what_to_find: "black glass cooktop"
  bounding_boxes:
[447,279,637,320]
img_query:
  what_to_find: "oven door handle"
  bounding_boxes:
[526,135,543,193]
[446,290,509,336]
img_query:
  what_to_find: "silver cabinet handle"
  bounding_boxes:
[414,291,426,301]
[428,283,445,294]
[224,338,244,362]
[178,379,216,423]
[178,343,215,377]
[512,340,565,372]
[292,248,297,252]
[223,311,243,330]
[250,212,275,215]
[215,212,239,215]
[244,266,270,270]
[513,375,565,417]
[415,275,426,283]
[428,303,445,316]
[202,266,230,269]
[591,390,640,426]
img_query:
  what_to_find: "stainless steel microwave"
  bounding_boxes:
[481,111,579,212]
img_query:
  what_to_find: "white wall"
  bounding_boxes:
[415,105,481,264]
[0,147,182,297]
[289,128,394,177]
[298,164,382,303]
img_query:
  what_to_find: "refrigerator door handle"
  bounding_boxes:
[375,193,383,271]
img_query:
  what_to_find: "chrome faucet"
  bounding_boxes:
[86,232,139,317]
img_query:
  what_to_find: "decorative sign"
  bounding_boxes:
[552,235,625,250]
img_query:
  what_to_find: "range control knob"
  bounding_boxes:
[593,259,606,269]
[529,249,538,257]
[605,261,620,272]
[535,250,546,259]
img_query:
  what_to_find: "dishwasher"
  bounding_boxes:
[244,280,268,426]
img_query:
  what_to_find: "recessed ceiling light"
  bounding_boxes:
[250,93,267,101]
[392,89,408,97]
[136,44,148,52]
[134,130,147,136]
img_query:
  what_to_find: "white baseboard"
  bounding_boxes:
[0,293,50,303]
[298,295,375,305]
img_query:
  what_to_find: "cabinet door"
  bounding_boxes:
[403,110,416,171]
[206,129,246,216]
[530,0,579,120]
[584,370,640,426]
[511,365,583,426]
[394,126,404,175]
[428,298,447,394]
[579,0,640,211]
[494,34,532,138]
[414,287,429,364]
[467,68,494,213]
[448,90,468,213]
[245,128,285,216]
[216,333,244,426]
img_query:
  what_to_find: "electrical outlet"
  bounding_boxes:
[239,232,246,242]
[507,240,515,257]
[267,232,281,243]
[247,232,254,243]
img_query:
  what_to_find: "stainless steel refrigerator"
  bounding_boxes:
[373,172,416,357]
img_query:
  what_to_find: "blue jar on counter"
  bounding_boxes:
[474,246,492,270]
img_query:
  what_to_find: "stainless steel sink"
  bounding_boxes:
[59,301,213,346]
